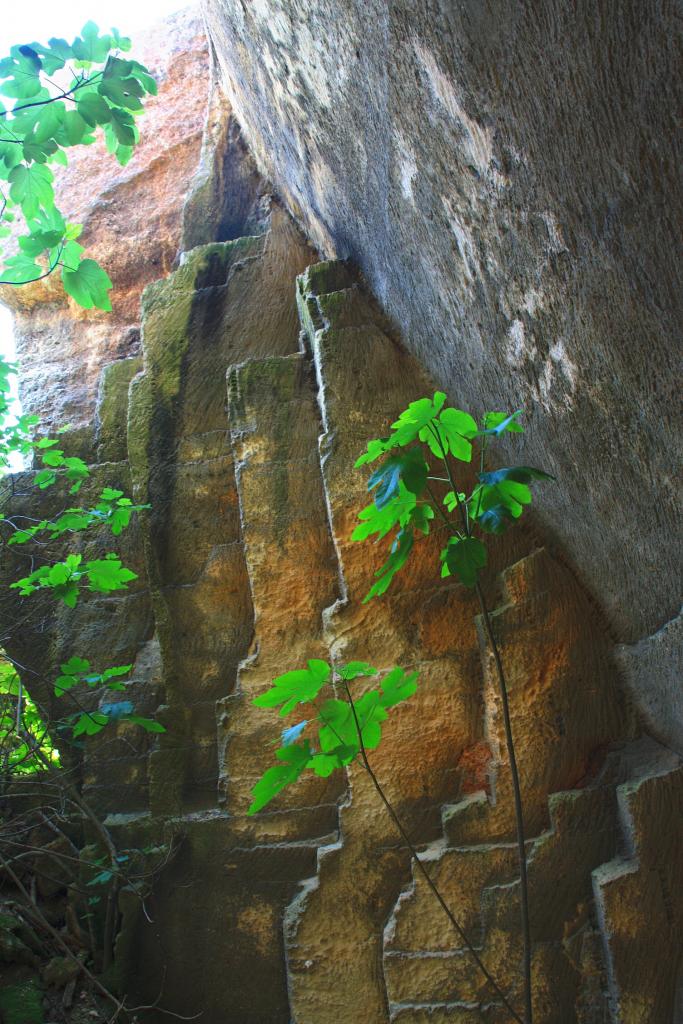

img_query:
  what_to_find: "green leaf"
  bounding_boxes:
[318,699,355,752]
[63,110,88,146]
[368,448,428,507]
[363,526,414,603]
[60,239,85,271]
[48,562,70,586]
[434,406,477,461]
[379,666,419,708]
[41,449,64,467]
[62,455,90,491]
[252,660,331,714]
[87,869,114,886]
[479,466,555,486]
[46,38,74,62]
[247,741,312,814]
[8,163,54,219]
[444,536,487,588]
[476,504,517,535]
[22,134,58,164]
[1,252,41,283]
[470,467,552,532]
[0,51,42,99]
[111,28,133,53]
[54,674,77,696]
[62,258,113,311]
[34,468,57,489]
[108,104,137,144]
[354,437,391,468]
[77,91,112,126]
[478,411,523,436]
[352,485,416,542]
[101,664,132,681]
[72,712,109,737]
[127,716,166,733]
[72,23,113,64]
[33,102,65,143]
[390,392,447,446]
[18,229,63,257]
[409,502,434,535]
[339,662,377,680]
[440,407,478,438]
[85,556,137,593]
[114,144,134,166]
[127,59,157,95]
[309,751,344,776]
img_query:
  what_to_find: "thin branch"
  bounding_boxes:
[340,676,524,1024]
[476,583,533,1024]
[0,848,124,1010]
[0,245,64,287]
[0,72,103,120]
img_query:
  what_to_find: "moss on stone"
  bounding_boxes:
[0,973,44,1024]
[96,357,143,463]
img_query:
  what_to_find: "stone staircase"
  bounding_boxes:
[277,262,682,1024]
[383,737,682,1024]
[6,221,679,1021]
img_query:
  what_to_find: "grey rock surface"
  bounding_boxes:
[202,0,682,653]
[616,609,683,755]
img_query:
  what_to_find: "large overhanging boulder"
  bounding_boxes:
[201,0,682,743]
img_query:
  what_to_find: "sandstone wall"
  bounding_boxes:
[201,0,683,748]
[1,8,681,1023]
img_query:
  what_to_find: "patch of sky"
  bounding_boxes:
[0,0,186,54]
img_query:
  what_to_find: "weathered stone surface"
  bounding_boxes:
[114,815,321,1024]
[0,9,210,437]
[202,1,682,717]
[181,79,273,249]
[615,608,683,756]
[593,741,683,1024]
[128,212,315,811]
[2,11,680,1012]
[223,353,342,840]
[95,357,143,464]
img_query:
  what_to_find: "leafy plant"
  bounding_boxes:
[0,22,156,308]
[53,656,164,738]
[0,23,166,1009]
[248,660,418,814]
[0,355,160,746]
[0,658,58,774]
[0,356,164,999]
[251,393,552,1024]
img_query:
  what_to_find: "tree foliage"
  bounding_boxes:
[0,22,155,308]
[0,356,160,752]
[353,396,552,599]
[248,660,418,814]
[249,395,552,813]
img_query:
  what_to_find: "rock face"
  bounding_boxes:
[0,8,211,440]
[1,8,682,1024]
[201,0,682,748]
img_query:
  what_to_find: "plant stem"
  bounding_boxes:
[429,424,533,1022]
[475,583,533,1024]
[341,678,524,1024]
